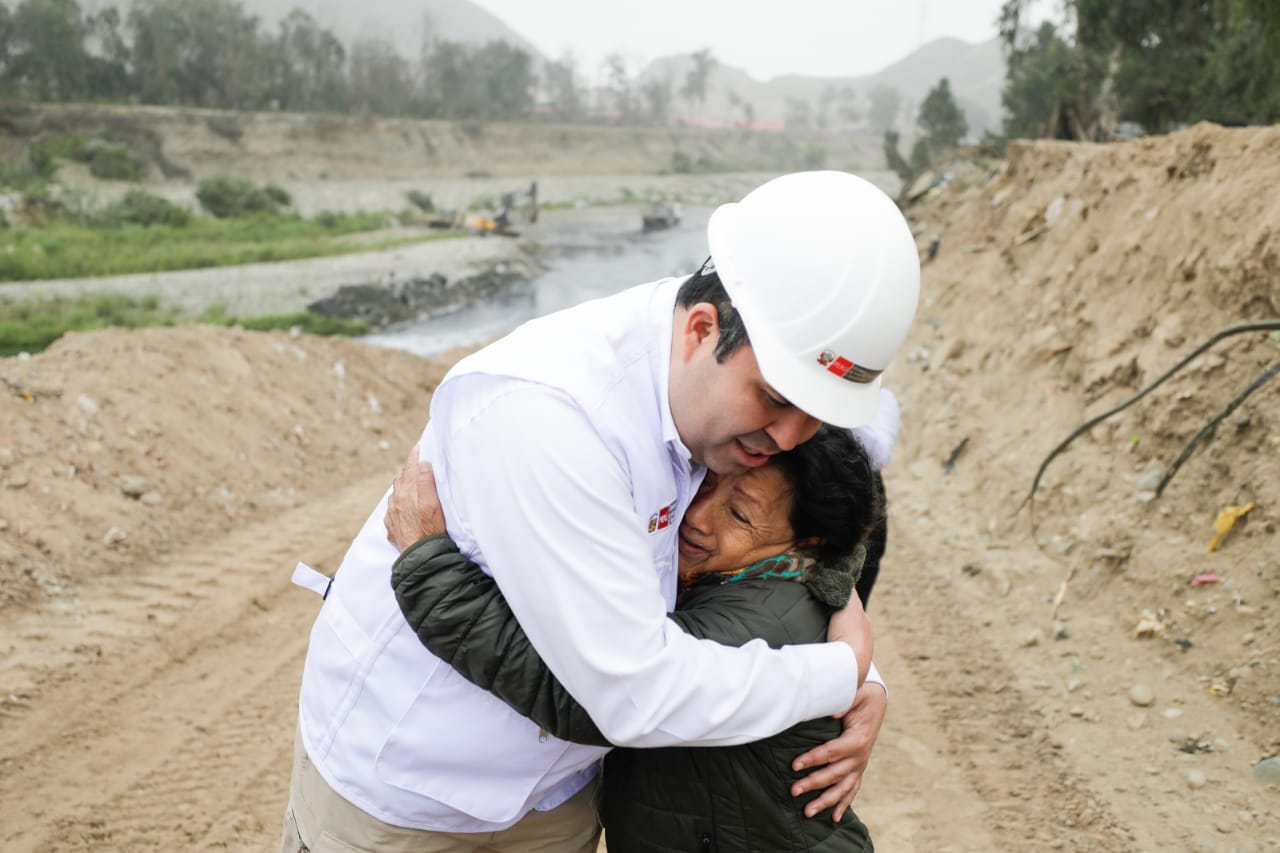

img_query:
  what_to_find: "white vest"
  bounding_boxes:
[296,278,695,832]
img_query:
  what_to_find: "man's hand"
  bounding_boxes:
[384,446,447,550]
[826,592,873,688]
[790,681,888,821]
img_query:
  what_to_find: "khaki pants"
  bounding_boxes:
[280,729,602,852]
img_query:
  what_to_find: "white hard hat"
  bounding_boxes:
[707,171,920,429]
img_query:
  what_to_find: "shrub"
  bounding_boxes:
[196,175,284,219]
[86,142,143,182]
[28,136,89,179]
[18,184,69,224]
[96,190,192,228]
[263,183,292,207]
[406,189,434,212]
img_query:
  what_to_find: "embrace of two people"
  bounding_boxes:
[282,171,921,852]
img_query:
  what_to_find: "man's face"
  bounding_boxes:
[671,305,822,475]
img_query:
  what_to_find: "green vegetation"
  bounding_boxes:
[0,0,543,121]
[997,0,1280,140]
[95,189,191,228]
[0,293,366,357]
[405,190,435,213]
[196,175,291,219]
[197,304,366,336]
[0,210,447,282]
[27,134,142,182]
[0,293,174,355]
[883,78,968,183]
[0,1,740,126]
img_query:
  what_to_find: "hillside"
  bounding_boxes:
[883,122,1279,848]
[0,124,1276,851]
[0,102,878,186]
[643,37,1004,138]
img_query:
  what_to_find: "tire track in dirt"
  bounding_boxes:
[878,516,1135,852]
[0,474,389,852]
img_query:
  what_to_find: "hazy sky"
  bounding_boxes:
[468,0,1039,80]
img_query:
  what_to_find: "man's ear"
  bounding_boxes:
[678,302,721,363]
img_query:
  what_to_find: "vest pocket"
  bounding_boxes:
[373,662,574,824]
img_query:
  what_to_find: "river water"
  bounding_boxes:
[362,205,717,359]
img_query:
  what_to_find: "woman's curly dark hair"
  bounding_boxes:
[772,425,884,565]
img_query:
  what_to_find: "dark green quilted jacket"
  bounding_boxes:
[392,535,873,853]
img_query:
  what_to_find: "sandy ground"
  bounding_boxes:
[2,123,1279,852]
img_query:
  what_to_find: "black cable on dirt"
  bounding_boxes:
[1016,320,1280,518]
[1155,358,1280,497]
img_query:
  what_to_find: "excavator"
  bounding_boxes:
[427,181,538,237]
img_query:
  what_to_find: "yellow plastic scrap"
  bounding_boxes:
[1206,502,1256,553]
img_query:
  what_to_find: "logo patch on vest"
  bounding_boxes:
[648,500,677,533]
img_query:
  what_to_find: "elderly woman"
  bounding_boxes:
[390,425,883,852]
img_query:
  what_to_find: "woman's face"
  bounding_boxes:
[677,464,799,574]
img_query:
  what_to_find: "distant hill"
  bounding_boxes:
[642,37,1005,139]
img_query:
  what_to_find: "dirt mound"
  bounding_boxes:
[884,122,1279,848]
[0,325,446,611]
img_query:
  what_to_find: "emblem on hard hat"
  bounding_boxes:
[817,350,881,384]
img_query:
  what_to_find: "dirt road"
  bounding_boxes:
[0,467,1000,852]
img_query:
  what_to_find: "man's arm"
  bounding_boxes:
[428,378,862,748]
[391,536,826,745]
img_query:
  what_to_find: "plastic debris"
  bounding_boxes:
[1189,572,1221,587]
[1206,502,1255,552]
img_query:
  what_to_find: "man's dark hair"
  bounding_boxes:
[675,260,750,362]
[773,425,884,566]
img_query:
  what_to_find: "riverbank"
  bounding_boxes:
[1,172,835,353]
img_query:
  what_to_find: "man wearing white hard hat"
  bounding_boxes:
[283,171,921,851]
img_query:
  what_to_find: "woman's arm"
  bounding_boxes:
[392,534,611,747]
[392,538,822,745]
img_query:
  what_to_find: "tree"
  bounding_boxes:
[882,130,913,182]
[815,84,838,131]
[84,6,131,101]
[1001,20,1094,139]
[473,41,535,120]
[998,0,1280,139]
[641,76,673,125]
[917,77,968,154]
[348,37,413,116]
[6,0,89,100]
[867,85,900,133]
[679,48,716,108]
[783,96,812,132]
[0,5,16,79]
[269,9,347,112]
[543,54,584,120]
[420,39,470,117]
[600,53,634,120]
[726,89,755,129]
[1198,0,1280,125]
[128,0,271,109]
[834,85,859,130]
